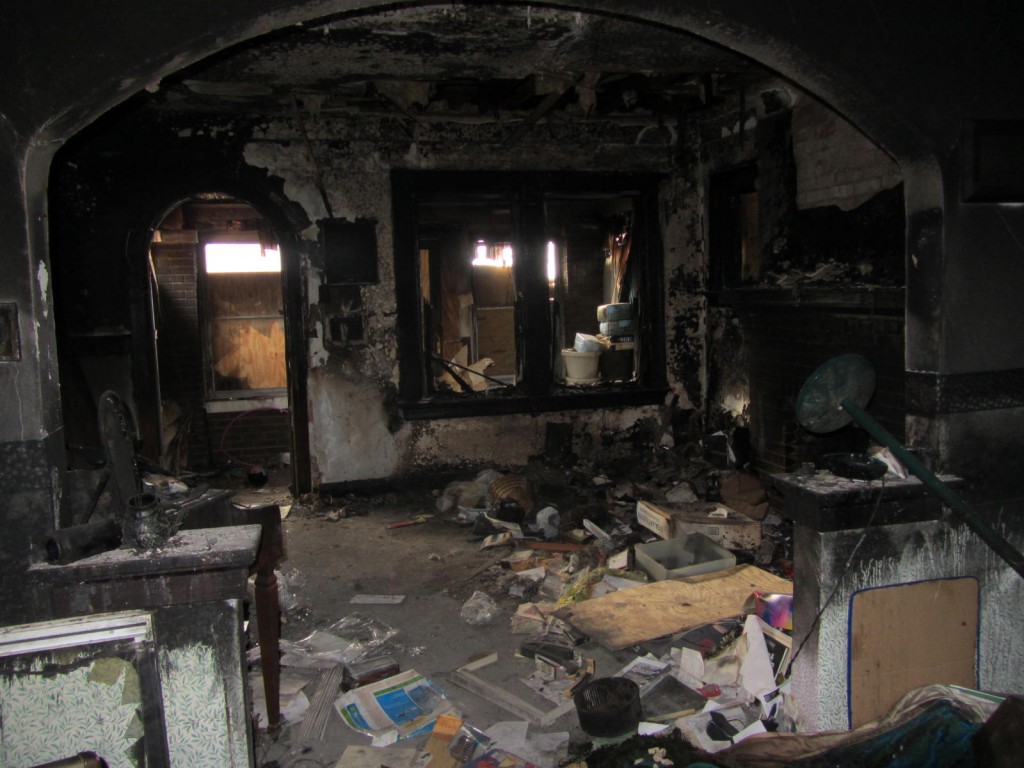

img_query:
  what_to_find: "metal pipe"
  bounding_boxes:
[841,398,1024,579]
[45,517,122,564]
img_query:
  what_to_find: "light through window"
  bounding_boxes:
[203,240,286,393]
[392,170,667,415]
[204,242,281,273]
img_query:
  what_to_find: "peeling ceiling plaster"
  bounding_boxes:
[149,5,768,121]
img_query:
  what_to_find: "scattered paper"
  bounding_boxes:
[638,722,673,736]
[615,654,670,694]
[482,532,515,549]
[334,669,453,744]
[605,549,630,570]
[333,745,419,768]
[251,688,310,730]
[483,721,569,767]
[738,615,777,698]
[675,647,705,683]
[351,594,406,605]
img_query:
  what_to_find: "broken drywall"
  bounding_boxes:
[0,655,142,768]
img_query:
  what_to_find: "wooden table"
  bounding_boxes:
[176,490,286,732]
[31,525,263,767]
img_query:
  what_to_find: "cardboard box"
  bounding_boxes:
[633,533,736,581]
[635,500,762,550]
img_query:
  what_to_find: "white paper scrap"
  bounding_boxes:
[638,722,673,736]
[350,594,406,605]
[739,614,778,698]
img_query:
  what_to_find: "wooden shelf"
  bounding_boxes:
[713,285,904,312]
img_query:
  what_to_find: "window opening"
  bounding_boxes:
[709,164,760,292]
[393,171,666,415]
[202,234,286,395]
[546,197,638,384]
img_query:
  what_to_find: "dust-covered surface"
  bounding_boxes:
[254,483,634,767]
[239,451,794,768]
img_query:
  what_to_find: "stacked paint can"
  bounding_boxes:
[596,303,635,382]
[597,302,635,341]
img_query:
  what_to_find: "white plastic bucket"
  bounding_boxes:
[561,349,600,380]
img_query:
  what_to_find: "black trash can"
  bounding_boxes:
[573,677,643,739]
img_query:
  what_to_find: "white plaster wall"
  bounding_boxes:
[792,520,1023,731]
[792,97,902,211]
[309,372,666,484]
[309,367,403,481]
[245,117,692,485]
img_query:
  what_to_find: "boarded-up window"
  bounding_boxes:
[203,242,286,393]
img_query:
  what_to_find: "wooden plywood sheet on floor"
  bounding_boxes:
[849,577,978,728]
[553,565,792,650]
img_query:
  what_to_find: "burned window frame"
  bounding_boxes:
[392,169,668,419]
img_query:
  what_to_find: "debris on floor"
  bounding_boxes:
[246,437,1021,767]
[248,446,808,766]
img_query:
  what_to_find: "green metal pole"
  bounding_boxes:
[841,398,1024,579]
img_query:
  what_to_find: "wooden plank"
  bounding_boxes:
[849,578,978,728]
[553,565,792,650]
[32,525,262,581]
[298,665,346,744]
[51,570,248,616]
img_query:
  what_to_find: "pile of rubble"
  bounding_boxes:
[259,428,804,767]
[424,457,796,761]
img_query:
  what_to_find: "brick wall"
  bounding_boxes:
[151,234,291,471]
[792,97,902,211]
[189,408,292,469]
[152,242,204,403]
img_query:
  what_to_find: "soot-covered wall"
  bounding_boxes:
[48,73,907,486]
[700,95,905,472]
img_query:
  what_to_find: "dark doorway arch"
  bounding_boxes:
[48,129,312,492]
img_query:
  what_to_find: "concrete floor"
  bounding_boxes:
[240,483,635,768]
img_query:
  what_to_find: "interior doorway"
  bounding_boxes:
[149,195,296,485]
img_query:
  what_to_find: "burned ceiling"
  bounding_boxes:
[149,5,769,123]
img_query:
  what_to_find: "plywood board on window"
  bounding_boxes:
[553,564,792,650]
[849,578,978,728]
[475,306,515,375]
[212,319,286,389]
[472,265,514,307]
[207,273,282,316]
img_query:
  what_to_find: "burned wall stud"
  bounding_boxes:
[0,303,20,361]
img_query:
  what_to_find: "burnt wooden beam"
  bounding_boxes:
[502,74,583,147]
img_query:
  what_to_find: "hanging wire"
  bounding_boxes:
[218,406,289,468]
[786,477,888,673]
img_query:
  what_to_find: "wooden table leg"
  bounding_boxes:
[253,564,281,732]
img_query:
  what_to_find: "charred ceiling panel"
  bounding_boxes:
[148,6,757,123]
